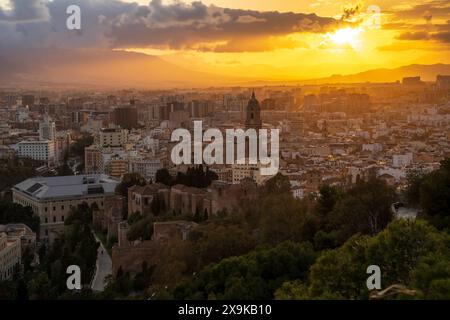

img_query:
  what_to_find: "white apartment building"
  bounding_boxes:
[231,162,271,186]
[129,158,163,182]
[17,140,55,165]
[393,153,413,168]
[39,120,56,141]
[291,186,305,199]
[0,228,21,281]
[362,143,383,153]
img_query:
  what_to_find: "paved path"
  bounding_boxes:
[91,235,112,292]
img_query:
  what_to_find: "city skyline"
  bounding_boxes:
[1,0,450,304]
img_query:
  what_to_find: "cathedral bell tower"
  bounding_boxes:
[243,91,262,162]
[245,91,262,130]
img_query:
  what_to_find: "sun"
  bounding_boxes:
[327,27,362,48]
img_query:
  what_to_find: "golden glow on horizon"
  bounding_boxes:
[122,1,449,81]
[326,27,363,49]
[1,0,448,82]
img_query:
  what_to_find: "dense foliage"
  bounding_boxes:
[155,165,218,188]
[174,241,316,299]
[0,199,40,231]
[2,158,450,300]
[0,203,98,300]
[0,158,42,192]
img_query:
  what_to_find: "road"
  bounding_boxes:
[91,235,112,292]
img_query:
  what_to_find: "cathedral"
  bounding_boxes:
[243,91,262,161]
[245,91,262,130]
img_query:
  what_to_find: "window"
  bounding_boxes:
[45,217,48,223]
[61,205,64,210]
[61,216,64,222]
[53,216,56,223]
[53,206,56,211]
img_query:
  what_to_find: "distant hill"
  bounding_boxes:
[0,47,448,89]
[0,48,232,89]
[300,64,450,85]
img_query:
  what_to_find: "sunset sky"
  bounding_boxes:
[0,0,449,85]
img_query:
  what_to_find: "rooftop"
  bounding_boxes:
[13,174,119,200]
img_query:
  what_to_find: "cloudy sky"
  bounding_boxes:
[0,0,449,84]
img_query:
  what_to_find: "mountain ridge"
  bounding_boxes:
[0,48,448,88]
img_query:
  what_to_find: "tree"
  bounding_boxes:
[70,134,94,158]
[0,200,40,231]
[418,158,450,228]
[170,165,218,188]
[193,224,256,268]
[305,219,450,300]
[404,168,425,207]
[115,173,146,218]
[127,216,154,241]
[27,272,54,299]
[316,185,341,219]
[155,168,172,186]
[262,173,291,195]
[133,261,155,292]
[411,253,450,299]
[32,202,99,298]
[151,196,161,215]
[0,159,39,192]
[327,176,396,243]
[309,235,370,299]
[101,267,133,298]
[55,162,73,176]
[275,280,311,300]
[365,219,449,286]
[205,167,219,186]
[258,193,311,245]
[173,241,316,300]
[115,173,146,197]
[152,238,195,288]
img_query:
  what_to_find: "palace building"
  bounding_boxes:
[13,175,119,244]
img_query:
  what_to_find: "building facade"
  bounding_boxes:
[129,158,162,182]
[12,175,119,243]
[113,106,138,130]
[0,228,21,281]
[100,127,128,147]
[85,145,103,174]
[17,140,56,165]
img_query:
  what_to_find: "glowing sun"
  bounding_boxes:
[327,27,362,48]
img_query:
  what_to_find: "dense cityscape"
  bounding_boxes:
[1,75,450,299]
[0,0,450,304]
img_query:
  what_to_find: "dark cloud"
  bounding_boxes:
[0,0,338,54]
[0,0,49,22]
[423,10,433,23]
[395,20,450,44]
[198,36,309,53]
[397,31,430,41]
[341,2,362,21]
[393,0,450,20]
[103,1,337,51]
[432,31,450,43]
[388,1,450,46]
